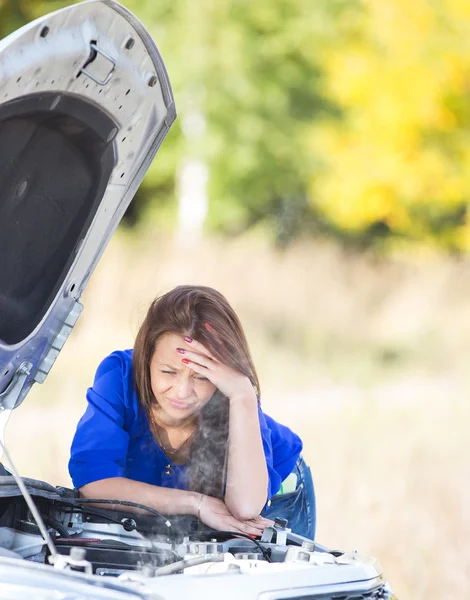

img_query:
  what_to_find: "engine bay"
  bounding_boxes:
[0,478,338,578]
[0,478,392,600]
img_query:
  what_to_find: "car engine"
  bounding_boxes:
[0,477,325,574]
[0,476,394,599]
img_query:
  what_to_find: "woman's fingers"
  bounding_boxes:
[204,515,261,536]
[177,348,214,370]
[228,514,270,535]
[227,519,263,536]
[199,497,265,535]
[199,499,270,536]
[251,516,274,528]
[182,336,218,363]
[226,515,274,536]
[178,335,255,402]
[199,497,273,537]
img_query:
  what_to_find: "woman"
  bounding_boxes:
[69,285,315,538]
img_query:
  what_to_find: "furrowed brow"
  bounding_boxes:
[156,361,181,371]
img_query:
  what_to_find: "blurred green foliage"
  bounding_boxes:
[2,0,470,251]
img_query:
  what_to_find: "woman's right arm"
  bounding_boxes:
[80,477,271,534]
[80,477,200,515]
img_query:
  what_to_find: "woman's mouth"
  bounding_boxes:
[168,398,193,410]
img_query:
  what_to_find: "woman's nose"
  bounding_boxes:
[175,375,194,399]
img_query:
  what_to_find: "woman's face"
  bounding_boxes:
[149,332,217,426]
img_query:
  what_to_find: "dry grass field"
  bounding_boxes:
[5,231,470,599]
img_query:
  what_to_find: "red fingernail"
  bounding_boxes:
[184,336,193,343]
[182,358,190,364]
[247,534,257,538]
[204,322,214,331]
[176,348,185,354]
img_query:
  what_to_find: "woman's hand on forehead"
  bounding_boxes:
[175,329,256,403]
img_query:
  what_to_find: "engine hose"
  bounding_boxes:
[42,514,70,538]
[153,553,225,576]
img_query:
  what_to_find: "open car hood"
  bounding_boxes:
[0,0,176,436]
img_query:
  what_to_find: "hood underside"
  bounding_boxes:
[0,0,176,425]
[0,92,116,346]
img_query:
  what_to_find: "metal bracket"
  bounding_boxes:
[80,42,115,86]
[0,362,32,412]
[34,301,83,385]
[261,521,290,547]
[49,547,93,574]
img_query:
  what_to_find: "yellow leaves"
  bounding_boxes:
[366,0,436,53]
[310,132,412,232]
[443,0,470,22]
[327,46,446,132]
[309,0,470,249]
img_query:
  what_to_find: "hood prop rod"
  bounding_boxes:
[0,440,91,572]
[0,362,32,462]
[0,439,60,564]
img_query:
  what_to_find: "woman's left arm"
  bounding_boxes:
[177,338,268,520]
[224,390,269,520]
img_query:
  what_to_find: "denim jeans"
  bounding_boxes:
[261,456,316,540]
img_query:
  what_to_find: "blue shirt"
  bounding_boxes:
[69,350,302,500]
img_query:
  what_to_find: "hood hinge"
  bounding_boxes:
[0,362,33,413]
[34,301,83,385]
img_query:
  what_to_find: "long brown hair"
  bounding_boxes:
[133,285,259,498]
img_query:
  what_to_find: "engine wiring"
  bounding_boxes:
[70,497,172,528]
[59,506,139,530]
[41,515,70,538]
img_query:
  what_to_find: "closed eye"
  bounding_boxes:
[194,376,209,381]
[161,370,176,375]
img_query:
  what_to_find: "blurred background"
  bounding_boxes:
[1,0,470,597]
